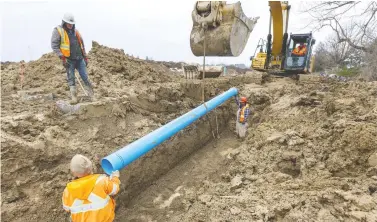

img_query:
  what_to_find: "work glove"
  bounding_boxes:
[60,56,68,69]
[111,170,120,178]
[84,57,88,67]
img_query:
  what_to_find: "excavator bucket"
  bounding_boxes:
[197,66,224,79]
[190,1,259,57]
[182,64,224,79]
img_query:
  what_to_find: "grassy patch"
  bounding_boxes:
[336,67,360,77]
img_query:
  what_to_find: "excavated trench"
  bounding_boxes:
[1,79,241,222]
[115,128,243,221]
[3,78,377,222]
[114,103,232,208]
[115,80,377,222]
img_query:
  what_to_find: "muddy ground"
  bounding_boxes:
[1,42,377,222]
[120,80,377,222]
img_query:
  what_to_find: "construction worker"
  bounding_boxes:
[62,154,120,222]
[235,95,251,138]
[51,13,93,104]
[292,43,307,56]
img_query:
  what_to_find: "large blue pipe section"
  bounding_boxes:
[101,87,238,175]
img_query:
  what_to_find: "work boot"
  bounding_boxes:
[85,85,95,101]
[69,86,78,104]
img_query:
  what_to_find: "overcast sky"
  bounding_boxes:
[0,0,332,66]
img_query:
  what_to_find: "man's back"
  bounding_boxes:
[62,174,120,222]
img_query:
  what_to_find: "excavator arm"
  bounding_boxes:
[251,1,290,70]
[269,1,284,56]
[265,1,290,69]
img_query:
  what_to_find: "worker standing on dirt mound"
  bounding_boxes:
[51,13,94,104]
[235,96,251,138]
[62,154,120,222]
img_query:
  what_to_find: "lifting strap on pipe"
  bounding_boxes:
[200,26,219,139]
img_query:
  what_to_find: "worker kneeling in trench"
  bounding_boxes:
[62,154,120,222]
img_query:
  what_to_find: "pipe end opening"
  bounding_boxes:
[101,159,114,175]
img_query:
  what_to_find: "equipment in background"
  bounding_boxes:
[250,1,316,76]
[182,64,224,79]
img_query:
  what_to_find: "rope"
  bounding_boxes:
[202,27,206,103]
[214,107,220,139]
[200,26,220,140]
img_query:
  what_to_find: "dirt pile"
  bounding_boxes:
[1,41,175,99]
[119,80,377,222]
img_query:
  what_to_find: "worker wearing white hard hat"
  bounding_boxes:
[62,13,76,25]
[51,13,94,105]
[62,154,121,221]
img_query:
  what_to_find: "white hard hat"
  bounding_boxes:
[70,154,93,176]
[63,13,75,24]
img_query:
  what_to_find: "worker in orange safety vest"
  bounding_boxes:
[292,43,307,56]
[235,95,251,138]
[51,13,94,104]
[62,154,120,222]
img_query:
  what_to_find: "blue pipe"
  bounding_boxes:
[101,87,238,175]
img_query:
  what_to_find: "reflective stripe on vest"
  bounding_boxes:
[69,195,110,214]
[239,104,249,123]
[109,183,118,196]
[56,26,85,57]
[65,175,110,214]
[56,26,70,57]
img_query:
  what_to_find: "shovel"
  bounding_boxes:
[74,71,89,97]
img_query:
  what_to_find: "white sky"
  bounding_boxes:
[0,0,332,66]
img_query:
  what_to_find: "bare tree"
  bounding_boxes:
[362,39,377,80]
[313,42,331,72]
[314,34,356,71]
[303,1,377,53]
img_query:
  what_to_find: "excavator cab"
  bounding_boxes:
[284,33,316,73]
[190,1,259,57]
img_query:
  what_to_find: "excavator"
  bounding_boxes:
[250,1,316,76]
[188,1,316,80]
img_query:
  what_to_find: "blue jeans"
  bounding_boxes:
[66,58,91,87]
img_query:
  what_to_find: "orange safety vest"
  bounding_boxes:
[62,174,120,222]
[238,104,249,123]
[292,46,307,56]
[56,26,85,58]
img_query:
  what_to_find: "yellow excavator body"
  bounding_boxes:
[251,52,267,70]
[190,1,259,57]
[251,1,288,71]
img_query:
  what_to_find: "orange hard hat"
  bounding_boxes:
[240,96,247,103]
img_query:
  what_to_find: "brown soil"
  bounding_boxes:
[2,42,377,222]
[118,80,377,222]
